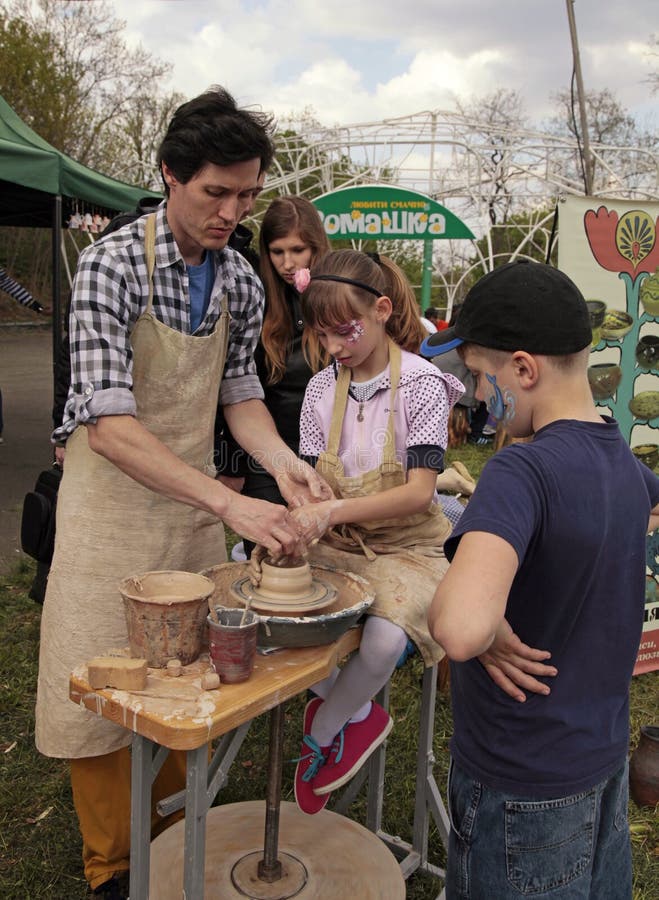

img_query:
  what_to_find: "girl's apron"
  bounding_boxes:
[309,342,451,665]
[36,215,229,758]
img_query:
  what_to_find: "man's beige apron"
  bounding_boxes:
[309,342,451,665]
[36,216,229,758]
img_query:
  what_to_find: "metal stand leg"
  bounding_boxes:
[130,736,168,900]
[183,743,210,900]
[258,703,285,881]
[137,723,253,899]
[230,702,308,898]
[334,663,450,899]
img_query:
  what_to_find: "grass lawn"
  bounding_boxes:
[1,441,657,898]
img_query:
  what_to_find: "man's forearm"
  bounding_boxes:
[86,414,230,518]
[223,399,298,476]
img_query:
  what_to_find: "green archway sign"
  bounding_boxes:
[313,184,474,241]
[312,185,474,307]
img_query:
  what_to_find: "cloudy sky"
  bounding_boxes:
[112,0,658,129]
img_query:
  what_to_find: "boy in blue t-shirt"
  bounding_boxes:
[422,260,659,900]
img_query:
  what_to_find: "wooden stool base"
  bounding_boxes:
[150,801,405,899]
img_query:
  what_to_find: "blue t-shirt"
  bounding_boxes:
[187,253,215,333]
[445,417,659,799]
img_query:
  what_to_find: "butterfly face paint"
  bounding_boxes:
[336,319,365,344]
[485,372,516,425]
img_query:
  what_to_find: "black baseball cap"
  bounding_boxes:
[420,260,592,358]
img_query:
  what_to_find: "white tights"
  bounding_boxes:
[309,616,408,747]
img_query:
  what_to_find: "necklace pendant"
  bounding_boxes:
[357,402,364,422]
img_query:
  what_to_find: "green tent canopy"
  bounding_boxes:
[0,93,161,226]
[0,93,162,365]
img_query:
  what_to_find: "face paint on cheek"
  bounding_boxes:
[485,373,505,421]
[484,373,516,425]
[342,320,365,344]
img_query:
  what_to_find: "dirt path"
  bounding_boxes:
[0,327,54,573]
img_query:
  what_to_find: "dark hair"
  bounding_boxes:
[425,306,441,321]
[156,86,276,195]
[259,197,330,383]
[302,250,426,353]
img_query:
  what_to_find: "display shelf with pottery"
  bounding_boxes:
[590,265,659,447]
[202,561,374,649]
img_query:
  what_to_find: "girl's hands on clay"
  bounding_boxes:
[289,500,336,547]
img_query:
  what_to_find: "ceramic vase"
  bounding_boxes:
[587,363,622,401]
[635,335,659,371]
[629,725,659,808]
[586,300,606,347]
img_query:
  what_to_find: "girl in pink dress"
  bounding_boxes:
[289,250,464,814]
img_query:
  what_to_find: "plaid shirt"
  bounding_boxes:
[54,204,264,440]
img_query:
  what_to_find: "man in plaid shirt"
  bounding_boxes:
[37,87,329,899]
[53,93,327,548]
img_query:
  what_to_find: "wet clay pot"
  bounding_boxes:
[629,725,659,808]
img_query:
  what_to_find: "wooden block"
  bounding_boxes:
[201,672,220,691]
[87,657,148,691]
[166,659,182,677]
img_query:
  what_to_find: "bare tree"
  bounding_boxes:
[646,33,659,94]
[0,0,172,174]
[547,87,658,195]
[453,89,529,226]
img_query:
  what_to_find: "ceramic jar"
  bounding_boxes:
[639,270,659,317]
[631,444,659,471]
[635,335,659,371]
[587,363,622,401]
[586,300,607,347]
[629,725,659,808]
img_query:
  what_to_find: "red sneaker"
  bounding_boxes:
[313,701,393,795]
[293,697,333,815]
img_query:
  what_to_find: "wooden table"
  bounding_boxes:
[70,630,363,899]
[70,629,449,899]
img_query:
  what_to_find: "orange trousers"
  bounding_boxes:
[70,746,186,890]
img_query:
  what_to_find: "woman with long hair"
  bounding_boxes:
[217,196,330,553]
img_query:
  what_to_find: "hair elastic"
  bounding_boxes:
[310,274,382,297]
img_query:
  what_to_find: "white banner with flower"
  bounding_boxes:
[558,195,659,675]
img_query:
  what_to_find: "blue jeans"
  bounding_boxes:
[445,759,632,899]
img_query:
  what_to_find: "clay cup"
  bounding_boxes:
[208,608,258,684]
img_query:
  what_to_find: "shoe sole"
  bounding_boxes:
[313,716,393,795]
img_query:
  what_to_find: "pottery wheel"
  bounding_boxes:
[231,576,337,615]
[149,801,405,899]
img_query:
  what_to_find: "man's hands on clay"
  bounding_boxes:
[221,493,304,560]
[275,459,333,508]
